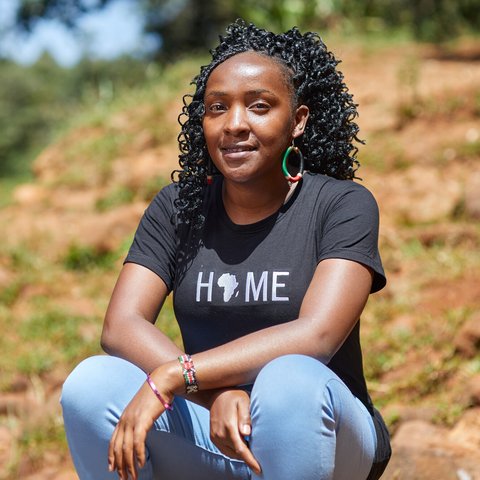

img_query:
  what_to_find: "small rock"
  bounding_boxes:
[464,172,480,220]
[454,313,480,358]
[448,408,480,449]
[382,417,480,480]
[8,373,30,393]
[0,265,14,291]
[12,184,48,206]
[457,469,472,480]
[466,375,480,406]
[382,403,438,426]
[0,426,15,478]
[390,314,416,336]
[0,392,28,415]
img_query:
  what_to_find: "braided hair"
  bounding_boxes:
[174,20,362,228]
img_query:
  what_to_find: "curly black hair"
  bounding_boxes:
[174,20,362,227]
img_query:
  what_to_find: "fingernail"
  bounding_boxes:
[242,424,251,435]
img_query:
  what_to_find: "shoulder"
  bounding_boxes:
[303,172,378,210]
[147,182,179,214]
[152,182,179,203]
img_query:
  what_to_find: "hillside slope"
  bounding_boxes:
[1,41,479,479]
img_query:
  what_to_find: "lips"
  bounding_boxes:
[220,144,256,153]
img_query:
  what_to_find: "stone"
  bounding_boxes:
[466,375,480,406]
[454,313,480,358]
[448,408,480,449]
[382,416,480,480]
[464,172,480,220]
[12,184,48,207]
[0,426,16,478]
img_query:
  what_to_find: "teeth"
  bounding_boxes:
[224,147,253,152]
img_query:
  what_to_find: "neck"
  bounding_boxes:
[222,174,291,225]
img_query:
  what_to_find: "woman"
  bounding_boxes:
[62,21,391,480]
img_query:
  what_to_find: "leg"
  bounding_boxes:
[249,354,376,480]
[61,356,250,480]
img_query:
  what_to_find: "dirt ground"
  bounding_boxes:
[1,37,480,479]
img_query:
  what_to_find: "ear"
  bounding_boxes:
[292,105,310,139]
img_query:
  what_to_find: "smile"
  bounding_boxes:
[221,144,257,153]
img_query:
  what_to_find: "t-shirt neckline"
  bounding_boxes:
[214,176,304,233]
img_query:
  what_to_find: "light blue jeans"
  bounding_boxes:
[61,354,376,480]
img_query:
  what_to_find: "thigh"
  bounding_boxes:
[148,396,250,480]
[249,354,376,480]
[328,379,377,480]
[62,356,250,480]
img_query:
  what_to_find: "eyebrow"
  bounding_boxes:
[205,89,276,98]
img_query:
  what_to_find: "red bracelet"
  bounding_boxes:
[178,354,199,394]
[146,374,174,411]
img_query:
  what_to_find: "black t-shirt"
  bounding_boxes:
[125,172,386,412]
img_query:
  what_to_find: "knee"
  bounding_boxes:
[61,355,128,413]
[61,356,105,410]
[252,355,337,412]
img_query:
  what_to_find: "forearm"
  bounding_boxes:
[159,316,328,396]
[199,318,328,388]
[101,315,235,409]
[101,314,183,373]
[158,259,372,396]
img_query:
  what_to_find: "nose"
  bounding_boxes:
[224,104,249,135]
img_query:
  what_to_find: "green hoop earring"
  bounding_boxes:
[282,145,304,183]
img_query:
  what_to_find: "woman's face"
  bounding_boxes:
[202,51,309,185]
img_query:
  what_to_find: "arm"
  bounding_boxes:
[101,262,180,371]
[103,263,260,478]
[157,257,373,392]
[101,262,230,409]
[109,257,373,479]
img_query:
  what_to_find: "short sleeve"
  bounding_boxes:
[124,184,178,291]
[316,183,386,293]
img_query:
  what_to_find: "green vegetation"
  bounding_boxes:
[63,244,117,271]
[1,12,480,476]
[15,0,480,58]
[0,54,157,194]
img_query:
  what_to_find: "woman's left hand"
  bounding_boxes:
[209,389,261,474]
[108,367,175,480]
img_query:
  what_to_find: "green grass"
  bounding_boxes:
[63,244,118,272]
[1,39,479,477]
[17,311,102,376]
[95,186,136,212]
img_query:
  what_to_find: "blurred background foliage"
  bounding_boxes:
[1,0,479,183]
[1,2,480,477]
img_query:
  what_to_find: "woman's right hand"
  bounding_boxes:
[209,389,261,475]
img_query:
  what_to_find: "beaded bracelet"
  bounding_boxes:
[178,354,199,394]
[146,373,174,411]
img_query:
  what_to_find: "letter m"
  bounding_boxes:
[245,271,268,302]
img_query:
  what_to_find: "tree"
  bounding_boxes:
[14,0,240,59]
[0,52,150,177]
[11,0,480,57]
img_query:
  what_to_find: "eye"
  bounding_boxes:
[208,103,227,112]
[250,102,270,111]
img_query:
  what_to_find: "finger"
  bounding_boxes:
[222,418,261,475]
[237,400,252,437]
[239,444,261,475]
[108,426,119,472]
[112,424,125,478]
[225,438,261,475]
[133,424,148,470]
[122,425,137,480]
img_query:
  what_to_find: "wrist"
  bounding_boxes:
[150,360,184,399]
[178,354,199,394]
